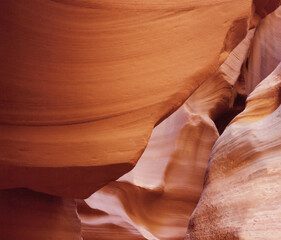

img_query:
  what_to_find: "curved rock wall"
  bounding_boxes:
[0,1,280,240]
[0,0,252,198]
[78,28,256,240]
[186,63,281,240]
[186,6,281,240]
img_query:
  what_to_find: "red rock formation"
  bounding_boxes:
[0,0,252,198]
[0,189,81,240]
[253,0,280,18]
[78,29,255,240]
[1,1,280,240]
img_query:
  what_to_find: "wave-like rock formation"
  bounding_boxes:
[186,63,281,240]
[0,0,252,198]
[78,27,256,240]
[0,1,280,240]
[186,6,281,240]
[78,5,281,240]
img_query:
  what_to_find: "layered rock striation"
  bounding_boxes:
[78,27,256,240]
[186,6,281,240]
[0,1,280,240]
[0,0,252,198]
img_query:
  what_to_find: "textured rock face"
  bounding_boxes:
[186,7,281,240]
[1,1,280,240]
[186,64,281,240]
[78,29,255,239]
[78,5,281,240]
[0,0,252,198]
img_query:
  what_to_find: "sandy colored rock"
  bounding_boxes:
[0,0,252,198]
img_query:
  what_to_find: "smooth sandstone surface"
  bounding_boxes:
[78,29,255,240]
[0,0,252,198]
[1,1,280,240]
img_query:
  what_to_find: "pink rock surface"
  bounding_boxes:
[186,7,281,239]
[186,63,281,240]
[246,6,281,93]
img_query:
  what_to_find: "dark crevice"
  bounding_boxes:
[214,94,247,135]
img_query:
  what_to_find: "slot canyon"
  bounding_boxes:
[0,0,280,239]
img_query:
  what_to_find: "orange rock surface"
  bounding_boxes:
[0,0,252,198]
[79,5,281,240]
[78,29,255,239]
[1,1,280,240]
